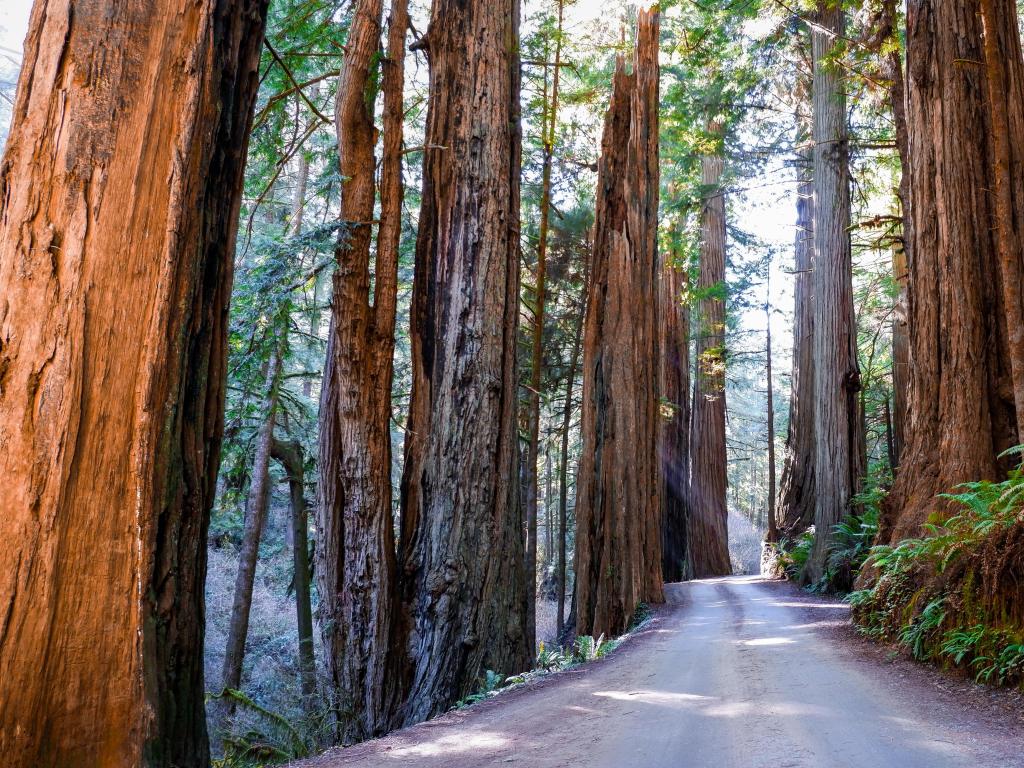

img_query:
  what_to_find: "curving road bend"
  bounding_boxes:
[301,576,1023,768]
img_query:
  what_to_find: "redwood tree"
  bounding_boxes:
[317,0,407,742]
[687,122,732,579]
[777,133,816,537]
[805,2,862,584]
[574,10,664,638]
[0,1,267,765]
[881,0,1024,543]
[397,0,530,724]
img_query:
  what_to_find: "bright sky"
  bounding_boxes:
[0,1,29,56]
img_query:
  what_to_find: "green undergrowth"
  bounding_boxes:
[209,688,331,767]
[849,457,1024,690]
[776,483,883,592]
[455,602,655,709]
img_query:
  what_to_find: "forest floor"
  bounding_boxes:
[295,576,1024,767]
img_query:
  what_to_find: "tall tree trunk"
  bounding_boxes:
[777,82,817,538]
[687,122,732,580]
[881,0,1024,544]
[883,0,911,465]
[525,0,566,659]
[545,445,555,567]
[574,11,663,638]
[557,296,585,639]
[805,2,862,585]
[660,254,691,582]
[980,0,1024,441]
[0,2,267,765]
[221,334,285,706]
[317,0,407,742]
[271,438,316,699]
[766,300,779,543]
[397,0,529,724]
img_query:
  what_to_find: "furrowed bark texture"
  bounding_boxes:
[806,3,863,584]
[778,146,816,538]
[660,258,691,581]
[398,0,529,724]
[687,127,732,580]
[881,0,1024,543]
[317,0,406,742]
[574,11,663,638]
[0,1,267,765]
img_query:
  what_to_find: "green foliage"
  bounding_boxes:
[628,602,653,631]
[852,455,1024,688]
[209,689,326,767]
[897,597,946,661]
[777,529,814,582]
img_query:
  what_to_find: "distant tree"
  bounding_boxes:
[687,119,733,579]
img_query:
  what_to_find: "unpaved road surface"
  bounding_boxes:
[300,576,1024,767]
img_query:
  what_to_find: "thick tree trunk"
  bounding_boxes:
[881,0,1024,543]
[221,337,284,705]
[574,11,663,638]
[0,2,267,765]
[271,438,316,700]
[777,88,817,539]
[317,0,407,742]
[660,257,691,581]
[397,0,530,724]
[687,124,732,579]
[805,3,862,585]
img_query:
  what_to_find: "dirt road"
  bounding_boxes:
[301,576,1024,767]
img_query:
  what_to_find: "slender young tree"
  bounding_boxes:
[317,0,408,741]
[221,330,285,707]
[805,2,862,584]
[524,0,567,652]
[765,295,779,544]
[687,121,732,579]
[660,250,691,581]
[557,279,587,639]
[397,0,530,723]
[0,1,268,765]
[271,437,316,699]
[574,10,664,638]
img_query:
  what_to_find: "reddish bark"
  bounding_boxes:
[882,0,1024,543]
[574,11,664,637]
[687,122,732,579]
[0,1,267,764]
[317,0,407,741]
